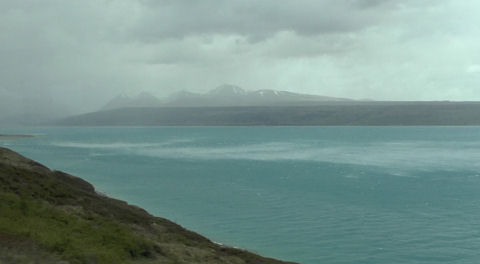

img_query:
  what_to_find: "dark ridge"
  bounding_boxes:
[56,102,480,126]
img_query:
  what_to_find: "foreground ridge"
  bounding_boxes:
[0,147,296,264]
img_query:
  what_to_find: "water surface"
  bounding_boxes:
[1,126,479,263]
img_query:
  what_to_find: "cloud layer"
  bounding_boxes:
[1,0,479,119]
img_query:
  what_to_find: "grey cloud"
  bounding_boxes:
[0,0,479,123]
[352,0,401,8]
[132,0,400,41]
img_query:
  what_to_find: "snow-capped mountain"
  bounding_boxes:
[164,84,351,107]
[207,84,247,97]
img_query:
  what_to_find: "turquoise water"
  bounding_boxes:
[1,126,480,263]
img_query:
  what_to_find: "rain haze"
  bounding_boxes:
[1,0,480,121]
[3,2,480,264]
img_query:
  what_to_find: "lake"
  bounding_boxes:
[1,126,479,263]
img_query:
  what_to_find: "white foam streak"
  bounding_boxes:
[51,139,480,172]
[142,141,480,172]
[52,138,192,149]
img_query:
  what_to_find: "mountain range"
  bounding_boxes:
[102,85,351,110]
[55,85,480,126]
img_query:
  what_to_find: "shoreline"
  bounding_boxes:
[0,146,296,264]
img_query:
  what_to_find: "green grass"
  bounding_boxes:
[0,192,155,264]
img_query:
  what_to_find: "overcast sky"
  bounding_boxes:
[1,0,480,117]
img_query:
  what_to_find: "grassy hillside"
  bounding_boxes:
[0,147,296,264]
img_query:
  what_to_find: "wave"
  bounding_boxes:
[51,138,193,150]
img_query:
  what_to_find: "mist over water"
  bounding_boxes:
[50,135,480,173]
[2,126,480,263]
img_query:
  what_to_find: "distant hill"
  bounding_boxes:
[0,147,295,264]
[58,101,480,126]
[102,92,163,110]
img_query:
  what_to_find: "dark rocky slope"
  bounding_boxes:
[0,147,296,264]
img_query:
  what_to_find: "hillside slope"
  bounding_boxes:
[0,147,296,264]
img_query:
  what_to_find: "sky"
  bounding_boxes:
[1,0,480,118]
